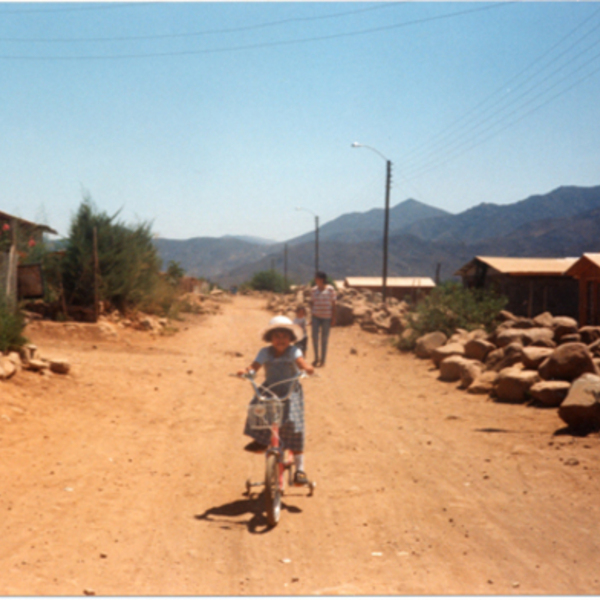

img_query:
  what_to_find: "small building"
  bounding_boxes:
[564,253,600,326]
[344,276,436,302]
[455,256,579,319]
[0,210,57,306]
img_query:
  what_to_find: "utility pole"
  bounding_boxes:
[315,215,319,276]
[382,160,392,304]
[284,243,288,292]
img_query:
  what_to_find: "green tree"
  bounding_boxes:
[61,199,161,312]
[249,270,289,293]
[165,260,185,287]
[0,298,27,353]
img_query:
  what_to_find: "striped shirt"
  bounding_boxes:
[311,285,336,319]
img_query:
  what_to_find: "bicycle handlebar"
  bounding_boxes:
[232,370,308,402]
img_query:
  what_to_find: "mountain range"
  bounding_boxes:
[154,184,600,286]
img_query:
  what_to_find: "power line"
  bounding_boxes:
[0,2,407,43]
[0,2,512,61]
[396,5,600,181]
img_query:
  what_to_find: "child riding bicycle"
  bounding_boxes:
[238,315,314,485]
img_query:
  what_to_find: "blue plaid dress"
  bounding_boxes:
[243,345,305,453]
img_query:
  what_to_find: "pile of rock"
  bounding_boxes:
[414,310,600,432]
[0,343,71,381]
[266,285,409,335]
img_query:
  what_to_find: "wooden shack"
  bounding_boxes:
[344,276,435,302]
[0,210,57,307]
[564,253,600,326]
[455,256,579,319]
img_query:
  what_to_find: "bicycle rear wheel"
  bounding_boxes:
[265,453,282,526]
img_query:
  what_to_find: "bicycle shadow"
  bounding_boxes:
[194,492,302,534]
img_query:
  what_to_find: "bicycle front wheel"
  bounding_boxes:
[265,453,282,526]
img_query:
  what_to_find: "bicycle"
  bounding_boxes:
[236,370,316,527]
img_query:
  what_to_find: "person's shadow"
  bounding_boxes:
[194,491,302,534]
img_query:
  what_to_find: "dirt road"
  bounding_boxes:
[1,295,599,595]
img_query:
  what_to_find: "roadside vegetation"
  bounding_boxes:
[0,298,27,353]
[246,270,290,294]
[397,282,507,350]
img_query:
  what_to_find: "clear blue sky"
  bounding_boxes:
[1,1,599,241]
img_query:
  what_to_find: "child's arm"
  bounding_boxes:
[237,361,262,377]
[296,356,314,376]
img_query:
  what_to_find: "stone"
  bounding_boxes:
[529,337,556,349]
[484,347,505,371]
[388,315,404,335]
[579,326,600,345]
[467,371,498,395]
[558,333,581,344]
[458,359,484,389]
[529,381,571,407]
[431,342,465,368]
[499,310,517,322]
[496,328,527,348]
[7,352,22,371]
[0,357,17,380]
[50,359,71,375]
[464,338,496,362]
[538,342,598,382]
[439,355,466,382]
[521,346,554,370]
[495,367,541,403]
[415,332,448,359]
[521,327,555,346]
[19,343,37,364]
[25,359,49,372]
[512,317,536,329]
[448,329,470,345]
[558,373,600,430]
[533,312,554,328]
[492,342,524,372]
[334,303,354,327]
[552,316,579,341]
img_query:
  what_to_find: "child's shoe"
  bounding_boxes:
[244,440,268,453]
[294,470,309,486]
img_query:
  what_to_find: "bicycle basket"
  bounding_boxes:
[247,398,283,430]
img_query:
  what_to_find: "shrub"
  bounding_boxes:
[248,270,289,293]
[405,282,507,338]
[0,299,27,353]
[61,199,161,313]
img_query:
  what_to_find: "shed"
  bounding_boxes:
[564,253,600,326]
[344,276,436,302]
[455,256,579,319]
[0,210,57,306]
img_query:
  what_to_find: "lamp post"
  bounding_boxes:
[351,142,392,304]
[295,207,319,279]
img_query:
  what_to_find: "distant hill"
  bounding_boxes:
[400,185,600,244]
[154,184,600,285]
[286,199,450,245]
[153,236,275,279]
[221,235,277,246]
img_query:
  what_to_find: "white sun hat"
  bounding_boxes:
[261,315,302,343]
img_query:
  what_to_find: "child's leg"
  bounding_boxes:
[294,452,305,472]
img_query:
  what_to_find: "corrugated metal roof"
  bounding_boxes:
[456,256,578,277]
[345,276,436,288]
[564,253,600,277]
[0,210,57,235]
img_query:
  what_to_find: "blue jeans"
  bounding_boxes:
[311,317,332,365]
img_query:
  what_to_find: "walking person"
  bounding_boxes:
[309,271,336,367]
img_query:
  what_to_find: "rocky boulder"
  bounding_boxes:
[558,373,600,430]
[464,338,495,362]
[334,303,354,327]
[521,327,555,346]
[552,316,579,341]
[0,356,17,380]
[439,355,467,382]
[431,342,465,368]
[494,367,541,403]
[458,359,484,389]
[415,332,448,359]
[529,381,571,407]
[538,342,598,382]
[579,326,600,345]
[491,342,524,372]
[533,312,554,328]
[467,371,499,395]
[521,346,554,370]
[496,328,528,348]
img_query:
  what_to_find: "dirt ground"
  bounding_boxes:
[1,294,599,596]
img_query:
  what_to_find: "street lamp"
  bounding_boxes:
[351,141,392,303]
[295,207,319,278]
